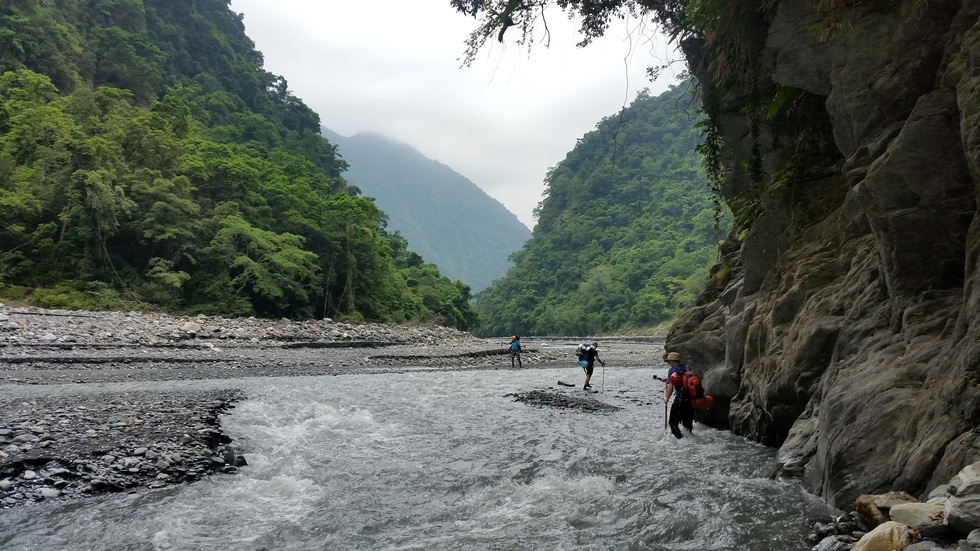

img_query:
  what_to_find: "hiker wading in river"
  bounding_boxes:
[580,341,604,390]
[663,351,694,439]
[502,335,523,368]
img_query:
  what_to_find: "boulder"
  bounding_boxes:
[888,502,944,527]
[851,521,911,551]
[946,495,980,536]
[856,493,903,528]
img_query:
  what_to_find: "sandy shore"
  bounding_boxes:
[0,305,663,509]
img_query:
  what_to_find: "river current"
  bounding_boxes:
[0,365,838,550]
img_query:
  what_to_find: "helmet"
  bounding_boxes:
[669,372,684,386]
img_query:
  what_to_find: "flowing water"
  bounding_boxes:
[0,365,838,550]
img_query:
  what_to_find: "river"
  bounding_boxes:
[0,365,838,550]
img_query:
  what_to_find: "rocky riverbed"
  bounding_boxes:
[0,305,661,509]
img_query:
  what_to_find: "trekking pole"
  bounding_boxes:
[601,362,605,392]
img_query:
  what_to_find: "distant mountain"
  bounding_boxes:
[321,129,531,292]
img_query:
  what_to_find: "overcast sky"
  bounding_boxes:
[227,0,682,229]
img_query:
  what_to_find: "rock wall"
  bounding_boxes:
[667,0,980,509]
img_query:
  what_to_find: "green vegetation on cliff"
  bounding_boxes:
[473,84,729,337]
[0,0,476,328]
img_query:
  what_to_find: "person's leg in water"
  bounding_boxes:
[668,400,684,439]
[682,402,695,434]
[583,362,594,389]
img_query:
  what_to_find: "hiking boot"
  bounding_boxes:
[583,384,591,390]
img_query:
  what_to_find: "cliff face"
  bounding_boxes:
[667,0,980,508]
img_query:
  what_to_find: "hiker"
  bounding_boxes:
[580,341,604,390]
[502,335,523,368]
[663,351,694,439]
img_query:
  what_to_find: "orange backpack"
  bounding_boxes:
[682,370,714,409]
[682,371,703,399]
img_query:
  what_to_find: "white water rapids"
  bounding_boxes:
[0,365,838,550]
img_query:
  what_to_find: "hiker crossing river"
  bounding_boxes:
[0,359,839,550]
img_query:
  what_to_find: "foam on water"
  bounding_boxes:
[0,367,838,550]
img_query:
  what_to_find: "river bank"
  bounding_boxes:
[0,305,662,509]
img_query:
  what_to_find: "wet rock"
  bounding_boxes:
[0,388,245,510]
[510,389,622,412]
[812,536,851,551]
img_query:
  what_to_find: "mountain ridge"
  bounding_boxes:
[322,127,531,293]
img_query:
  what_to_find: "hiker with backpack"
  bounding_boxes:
[577,341,604,390]
[663,351,696,439]
[502,335,523,368]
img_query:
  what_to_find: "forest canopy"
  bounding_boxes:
[0,0,477,329]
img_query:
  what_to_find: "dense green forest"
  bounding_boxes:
[321,129,530,293]
[473,84,729,337]
[0,0,477,328]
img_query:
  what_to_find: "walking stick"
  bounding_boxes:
[601,362,605,392]
[654,374,668,432]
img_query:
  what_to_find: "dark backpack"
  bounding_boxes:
[575,344,590,360]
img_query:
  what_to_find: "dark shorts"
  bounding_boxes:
[583,362,594,375]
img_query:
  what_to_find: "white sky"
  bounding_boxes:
[228,0,682,229]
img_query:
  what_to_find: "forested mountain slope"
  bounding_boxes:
[0,0,476,328]
[473,83,728,337]
[321,129,530,293]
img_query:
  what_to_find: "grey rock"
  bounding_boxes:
[915,521,956,541]
[811,536,849,551]
[888,502,943,526]
[952,463,980,497]
[946,495,980,536]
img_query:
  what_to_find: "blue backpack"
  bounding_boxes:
[510,340,521,351]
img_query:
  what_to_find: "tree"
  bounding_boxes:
[199,215,319,317]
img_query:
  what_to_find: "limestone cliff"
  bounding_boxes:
[666,0,980,509]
